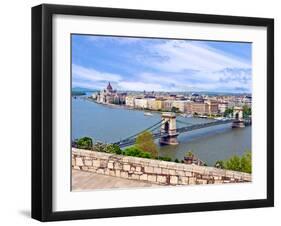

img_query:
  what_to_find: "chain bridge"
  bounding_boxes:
[114,108,251,148]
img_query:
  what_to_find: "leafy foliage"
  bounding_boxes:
[215,151,252,173]
[93,143,122,154]
[242,105,252,119]
[225,155,241,171]
[135,131,158,158]
[186,151,194,157]
[123,146,152,159]
[224,107,234,117]
[75,137,93,150]
[240,151,252,173]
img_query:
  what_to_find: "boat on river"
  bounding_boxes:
[144,112,153,116]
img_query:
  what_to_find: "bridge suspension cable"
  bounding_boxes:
[114,119,165,144]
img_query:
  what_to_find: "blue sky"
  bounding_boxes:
[72,35,252,93]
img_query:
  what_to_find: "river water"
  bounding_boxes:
[72,96,251,166]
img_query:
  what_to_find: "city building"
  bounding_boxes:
[172,100,190,113]
[205,100,219,115]
[135,98,148,109]
[125,96,135,107]
[96,82,126,105]
[218,102,228,114]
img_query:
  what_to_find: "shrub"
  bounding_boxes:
[174,158,179,163]
[240,151,252,173]
[123,146,152,159]
[105,144,122,154]
[92,142,107,152]
[75,137,93,150]
[215,151,252,173]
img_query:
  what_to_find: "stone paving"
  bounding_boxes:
[72,169,159,191]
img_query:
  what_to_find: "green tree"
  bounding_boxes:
[240,151,252,173]
[135,131,158,158]
[243,105,251,119]
[224,107,234,118]
[76,137,93,150]
[225,155,241,171]
[216,151,252,173]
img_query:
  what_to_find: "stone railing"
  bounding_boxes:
[72,148,251,185]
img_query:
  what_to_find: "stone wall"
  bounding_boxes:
[72,148,251,185]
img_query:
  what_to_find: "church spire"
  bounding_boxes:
[107,82,113,92]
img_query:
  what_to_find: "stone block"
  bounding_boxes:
[140,174,148,181]
[157,175,167,184]
[115,170,121,177]
[123,164,131,171]
[153,167,162,174]
[196,179,207,185]
[188,177,196,184]
[114,162,122,170]
[121,171,128,179]
[84,160,92,166]
[202,175,210,180]
[176,170,185,176]
[185,171,193,177]
[168,169,176,175]
[72,158,75,166]
[170,176,178,185]
[180,176,189,185]
[159,162,168,168]
[108,161,114,169]
[161,168,169,175]
[144,166,154,173]
[136,166,142,172]
[100,160,107,168]
[147,175,157,182]
[96,168,104,174]
[92,160,100,168]
[131,174,140,180]
[76,157,83,166]
[73,166,80,170]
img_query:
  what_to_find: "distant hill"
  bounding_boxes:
[72,87,97,92]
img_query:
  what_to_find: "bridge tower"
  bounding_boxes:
[159,112,179,145]
[232,106,245,128]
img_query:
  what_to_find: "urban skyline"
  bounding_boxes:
[72,35,252,94]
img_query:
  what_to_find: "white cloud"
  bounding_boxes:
[72,38,252,93]
[140,40,251,73]
[72,64,122,82]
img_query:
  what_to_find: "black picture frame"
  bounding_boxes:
[32,3,274,222]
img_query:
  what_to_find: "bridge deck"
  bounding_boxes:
[115,119,236,148]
